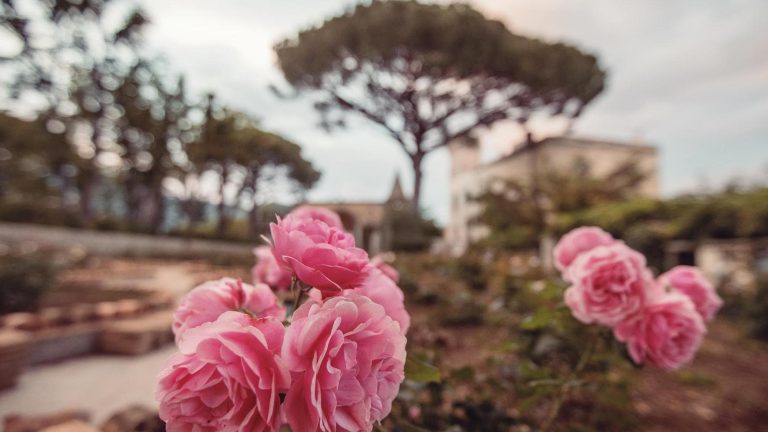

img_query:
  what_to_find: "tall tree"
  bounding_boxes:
[189,98,320,238]
[1,0,148,221]
[1,0,147,112]
[110,60,193,231]
[275,0,606,209]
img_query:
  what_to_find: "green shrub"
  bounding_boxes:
[748,276,768,340]
[453,254,487,291]
[0,201,83,228]
[0,250,57,313]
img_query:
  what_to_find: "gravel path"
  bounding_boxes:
[0,261,203,424]
[0,347,175,424]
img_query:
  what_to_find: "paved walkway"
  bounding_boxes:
[0,347,175,424]
[0,261,200,424]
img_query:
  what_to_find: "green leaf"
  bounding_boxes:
[405,354,441,383]
[450,366,475,382]
[520,309,555,330]
[497,340,519,353]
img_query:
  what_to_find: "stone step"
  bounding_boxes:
[99,312,173,355]
[0,330,30,390]
[41,420,100,432]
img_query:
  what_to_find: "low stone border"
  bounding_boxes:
[0,293,177,389]
[4,405,163,432]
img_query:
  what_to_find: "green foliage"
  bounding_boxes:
[276,1,604,102]
[477,157,648,250]
[435,293,486,327]
[555,187,768,271]
[387,207,441,252]
[275,0,605,206]
[0,202,84,228]
[0,1,320,240]
[453,254,487,291]
[0,250,57,314]
[747,276,768,340]
[405,354,442,384]
[501,276,639,431]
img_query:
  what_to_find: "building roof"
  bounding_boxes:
[387,172,407,203]
[487,135,656,168]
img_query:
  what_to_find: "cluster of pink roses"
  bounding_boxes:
[157,206,410,432]
[554,227,723,370]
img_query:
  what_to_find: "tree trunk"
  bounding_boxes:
[79,173,95,223]
[216,166,229,238]
[249,203,260,240]
[410,153,424,212]
[150,182,165,234]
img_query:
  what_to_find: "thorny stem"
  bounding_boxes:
[540,330,600,432]
[286,275,308,321]
[291,287,306,316]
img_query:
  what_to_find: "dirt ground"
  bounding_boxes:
[4,257,767,431]
[630,320,768,432]
[401,255,768,431]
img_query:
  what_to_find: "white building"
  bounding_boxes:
[444,136,659,256]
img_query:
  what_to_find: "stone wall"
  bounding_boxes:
[0,223,252,259]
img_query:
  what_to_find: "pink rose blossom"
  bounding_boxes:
[657,266,722,322]
[371,255,400,283]
[350,267,410,335]
[173,278,286,343]
[282,293,406,432]
[289,205,344,229]
[565,243,656,326]
[252,246,293,291]
[614,292,706,370]
[554,226,616,275]
[270,216,369,298]
[157,312,291,432]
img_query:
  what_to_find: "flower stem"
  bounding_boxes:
[540,330,599,432]
[291,287,306,315]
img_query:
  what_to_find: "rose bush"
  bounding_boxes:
[371,255,400,283]
[270,215,369,298]
[556,226,720,371]
[158,312,290,431]
[159,206,410,432]
[614,292,706,370]
[282,293,406,432]
[553,226,615,274]
[564,242,655,326]
[288,205,344,229]
[657,265,723,322]
[172,278,285,343]
[252,245,293,291]
[351,267,410,335]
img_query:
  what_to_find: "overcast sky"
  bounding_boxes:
[135,0,768,225]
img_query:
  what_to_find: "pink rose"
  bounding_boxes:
[157,312,291,431]
[252,245,293,291]
[282,293,406,432]
[554,226,616,275]
[173,278,286,343]
[350,267,410,335]
[614,292,706,370]
[657,266,722,322]
[289,205,344,229]
[270,216,369,298]
[371,255,400,283]
[565,243,656,326]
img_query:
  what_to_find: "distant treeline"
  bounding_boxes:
[555,186,768,269]
[0,1,319,241]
